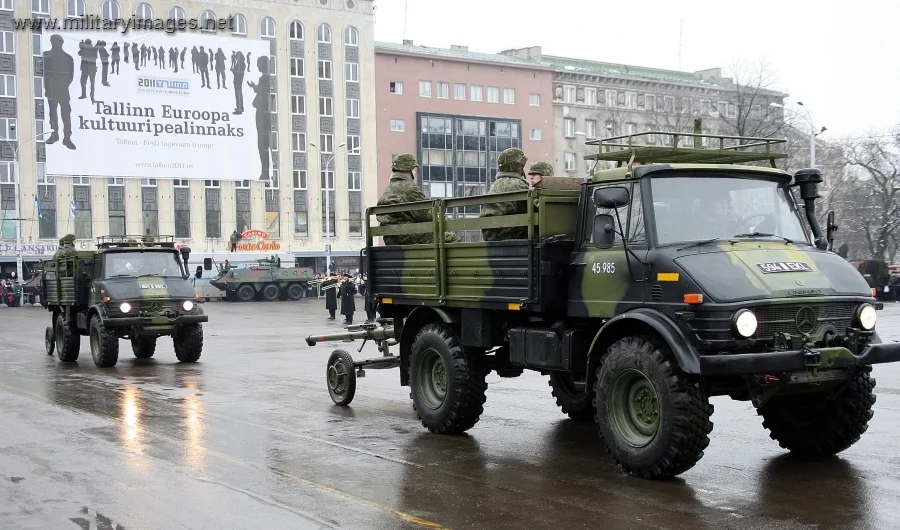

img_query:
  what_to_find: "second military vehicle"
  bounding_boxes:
[207,258,314,302]
[306,132,900,480]
[42,235,208,367]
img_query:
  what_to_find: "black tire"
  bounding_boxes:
[173,324,203,363]
[408,323,488,434]
[45,326,55,356]
[89,314,119,368]
[593,335,714,479]
[131,337,157,359]
[236,284,255,302]
[757,366,875,456]
[55,314,80,362]
[549,372,595,421]
[326,349,357,406]
[262,284,280,301]
[287,284,305,301]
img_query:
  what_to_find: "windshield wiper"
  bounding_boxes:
[733,232,793,244]
[676,238,723,251]
[105,274,135,279]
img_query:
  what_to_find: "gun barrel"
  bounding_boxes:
[305,326,394,346]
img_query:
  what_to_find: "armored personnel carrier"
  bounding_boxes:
[207,258,314,302]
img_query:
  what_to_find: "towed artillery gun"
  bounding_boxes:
[305,131,900,480]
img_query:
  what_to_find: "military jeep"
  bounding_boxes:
[42,235,208,367]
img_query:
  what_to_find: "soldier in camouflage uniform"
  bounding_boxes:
[53,234,77,258]
[527,161,554,188]
[376,153,460,245]
[480,148,532,241]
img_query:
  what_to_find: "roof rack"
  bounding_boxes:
[584,131,788,168]
[96,235,176,249]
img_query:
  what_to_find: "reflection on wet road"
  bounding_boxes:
[3,302,900,529]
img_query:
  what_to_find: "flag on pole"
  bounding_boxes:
[34,194,42,219]
[70,196,77,218]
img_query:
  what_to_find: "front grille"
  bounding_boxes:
[689,302,857,344]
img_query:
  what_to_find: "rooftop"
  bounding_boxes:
[374,41,551,70]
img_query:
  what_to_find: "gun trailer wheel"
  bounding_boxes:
[45,326,55,356]
[326,349,357,406]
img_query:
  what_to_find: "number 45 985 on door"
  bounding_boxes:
[592,262,615,274]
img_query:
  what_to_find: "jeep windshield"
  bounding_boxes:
[103,251,184,279]
[649,174,810,247]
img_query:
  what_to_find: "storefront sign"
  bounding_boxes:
[0,244,58,255]
[227,229,281,251]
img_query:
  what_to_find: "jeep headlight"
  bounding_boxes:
[182,300,194,311]
[119,302,132,313]
[733,309,757,338]
[856,304,877,330]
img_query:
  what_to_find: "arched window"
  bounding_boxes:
[317,24,331,43]
[289,21,304,40]
[167,7,185,22]
[101,0,120,19]
[232,14,247,36]
[344,26,358,46]
[67,0,85,17]
[200,10,216,33]
[134,2,152,20]
[260,17,275,38]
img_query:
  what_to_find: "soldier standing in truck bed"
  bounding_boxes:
[480,148,533,241]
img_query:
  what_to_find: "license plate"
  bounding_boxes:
[756,261,814,273]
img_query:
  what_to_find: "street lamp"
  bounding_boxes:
[1,127,49,306]
[308,141,347,275]
[796,101,827,168]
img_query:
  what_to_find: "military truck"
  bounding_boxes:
[42,235,209,367]
[206,258,314,302]
[306,131,900,480]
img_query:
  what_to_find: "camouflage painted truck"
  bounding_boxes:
[305,132,900,480]
[206,258,314,302]
[42,235,208,367]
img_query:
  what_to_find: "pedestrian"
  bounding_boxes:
[323,275,338,320]
[338,273,356,325]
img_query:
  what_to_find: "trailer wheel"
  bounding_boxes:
[326,349,357,406]
[45,326,55,356]
[236,284,255,302]
[287,284,305,301]
[409,323,488,434]
[262,284,280,301]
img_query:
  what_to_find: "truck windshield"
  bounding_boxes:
[104,251,184,278]
[649,175,810,247]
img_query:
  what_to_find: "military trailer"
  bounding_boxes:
[42,235,208,367]
[305,131,900,480]
[206,258,314,302]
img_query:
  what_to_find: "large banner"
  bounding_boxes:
[40,30,272,180]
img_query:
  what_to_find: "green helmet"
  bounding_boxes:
[392,153,418,172]
[59,234,76,245]
[528,162,554,176]
[498,148,527,172]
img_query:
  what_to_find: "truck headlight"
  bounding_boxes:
[856,304,877,330]
[733,309,757,338]
[182,300,194,311]
[120,302,132,313]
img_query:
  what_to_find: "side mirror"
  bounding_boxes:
[592,213,617,249]
[593,186,630,209]
[826,210,838,249]
[195,266,202,279]
[203,258,212,271]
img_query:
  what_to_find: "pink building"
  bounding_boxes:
[374,41,555,197]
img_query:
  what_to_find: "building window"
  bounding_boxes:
[319,96,333,117]
[664,96,674,113]
[390,119,405,132]
[266,55,276,77]
[107,181,125,237]
[727,103,737,118]
[167,7,185,22]
[0,31,12,54]
[346,99,359,119]
[529,93,540,106]
[291,95,305,115]
[32,33,41,56]
[454,83,466,100]
[344,26,359,46]
[290,57,305,78]
[625,92,637,109]
[563,86,574,104]
[268,93,278,113]
[436,82,450,99]
[319,133,334,153]
[390,81,403,94]
[348,191,362,237]
[585,120,597,139]
[235,186,251,234]
[565,152,576,172]
[346,135,360,153]
[67,0,85,17]
[345,62,359,82]
[470,85,483,102]
[0,74,16,97]
[141,180,159,236]
[701,100,711,116]
[293,170,307,189]
[72,183,91,240]
[265,189,280,238]
[585,88,597,106]
[174,183,191,239]
[0,0,10,9]
[260,17,275,38]
[645,94,656,112]
[487,87,499,103]
[530,128,541,141]
[290,21,304,40]
[292,132,306,152]
[32,0,50,15]
[231,13,247,36]
[625,122,637,136]
[317,60,332,80]
[503,88,515,105]
[606,90,617,107]
[564,118,575,138]
[419,80,432,97]
[33,77,43,98]
[0,118,16,140]
[348,171,361,191]
[199,9,216,32]
[317,23,332,43]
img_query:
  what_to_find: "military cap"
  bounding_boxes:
[528,162,554,176]
[498,148,527,172]
[59,234,76,245]
[392,153,418,172]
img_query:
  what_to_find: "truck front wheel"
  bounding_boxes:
[89,315,119,368]
[757,366,875,456]
[409,323,488,434]
[173,324,203,363]
[593,335,713,479]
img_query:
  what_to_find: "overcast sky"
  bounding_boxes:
[372,0,900,141]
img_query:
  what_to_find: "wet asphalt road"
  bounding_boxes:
[3,301,900,530]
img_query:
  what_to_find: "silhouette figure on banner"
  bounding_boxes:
[42,35,75,150]
[180,47,186,70]
[248,56,272,180]
[231,51,245,114]
[131,42,139,70]
[77,39,97,102]
[97,40,110,86]
[158,46,165,70]
[198,46,210,88]
[208,48,214,72]
[215,48,227,88]
[110,42,120,74]
[123,42,129,63]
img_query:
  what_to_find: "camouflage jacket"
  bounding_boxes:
[376,172,460,245]
[480,171,533,241]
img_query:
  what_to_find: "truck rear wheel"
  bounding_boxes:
[549,372,595,421]
[89,315,119,368]
[237,285,255,302]
[173,324,203,363]
[757,366,875,456]
[287,284,305,301]
[55,314,80,362]
[593,335,713,479]
[131,337,157,359]
[409,323,488,434]
[262,284,280,301]
[45,326,55,356]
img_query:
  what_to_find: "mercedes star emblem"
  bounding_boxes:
[150,302,161,313]
[795,306,817,334]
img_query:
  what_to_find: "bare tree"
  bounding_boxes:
[718,58,787,143]
[647,94,697,146]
